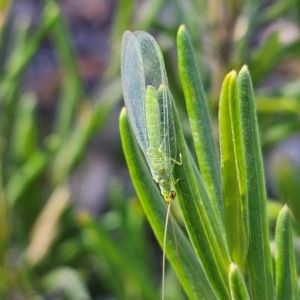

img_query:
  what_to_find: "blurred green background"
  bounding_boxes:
[0,0,299,299]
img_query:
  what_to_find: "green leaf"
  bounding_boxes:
[171,96,232,298]
[177,24,224,224]
[119,108,218,300]
[51,103,93,184]
[5,151,50,208]
[10,93,38,163]
[51,79,120,184]
[275,205,299,300]
[255,96,300,114]
[261,122,300,148]
[135,0,166,29]
[0,2,59,105]
[228,263,251,300]
[105,0,135,79]
[248,32,281,84]
[237,65,275,299]
[43,0,87,138]
[255,0,295,27]
[219,70,248,269]
[79,213,158,300]
[0,160,8,264]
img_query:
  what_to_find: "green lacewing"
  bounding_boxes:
[121,30,180,299]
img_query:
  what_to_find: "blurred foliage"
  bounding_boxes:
[0,0,299,299]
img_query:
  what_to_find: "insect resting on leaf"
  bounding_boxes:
[121,30,182,300]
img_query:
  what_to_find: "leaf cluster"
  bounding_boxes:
[120,25,299,299]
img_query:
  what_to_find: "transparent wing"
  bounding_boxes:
[134,31,168,89]
[138,33,178,173]
[121,31,148,152]
[121,31,177,171]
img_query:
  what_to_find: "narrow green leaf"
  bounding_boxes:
[281,39,300,57]
[0,160,8,264]
[120,108,218,300]
[296,0,300,26]
[11,93,37,163]
[79,214,159,300]
[44,0,86,138]
[135,0,166,29]
[105,0,134,79]
[228,263,251,300]
[228,71,249,252]
[51,80,120,184]
[1,2,59,103]
[219,71,248,269]
[5,82,118,208]
[237,65,275,299]
[177,24,224,223]
[255,0,295,27]
[89,79,122,133]
[255,96,300,114]
[248,32,281,84]
[275,205,299,300]
[261,122,300,148]
[0,15,31,135]
[171,100,232,298]
[51,103,93,184]
[5,151,49,208]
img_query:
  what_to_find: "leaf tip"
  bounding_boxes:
[178,24,186,33]
[240,64,249,73]
[237,64,252,85]
[230,262,237,272]
[119,106,127,121]
[229,70,237,78]
[45,1,60,19]
[280,204,290,216]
